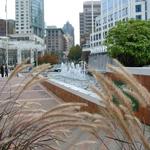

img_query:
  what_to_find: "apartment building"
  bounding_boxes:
[45,26,65,53]
[15,0,44,38]
[90,0,150,53]
[87,0,150,70]
[79,1,101,47]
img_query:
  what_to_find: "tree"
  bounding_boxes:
[68,45,82,62]
[104,19,150,66]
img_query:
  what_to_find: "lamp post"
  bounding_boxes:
[5,0,8,66]
[91,0,94,48]
[35,43,39,67]
[36,49,38,67]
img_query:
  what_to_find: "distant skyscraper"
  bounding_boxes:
[79,1,101,47]
[15,0,44,38]
[63,21,74,45]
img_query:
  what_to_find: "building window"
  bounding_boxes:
[136,5,141,12]
[136,15,142,20]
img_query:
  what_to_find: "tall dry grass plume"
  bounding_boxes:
[0,63,101,150]
[90,59,150,150]
[0,61,150,150]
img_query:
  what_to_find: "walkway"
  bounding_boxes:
[0,77,60,111]
[0,76,118,150]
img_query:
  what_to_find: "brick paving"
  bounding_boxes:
[0,77,61,110]
[0,76,118,150]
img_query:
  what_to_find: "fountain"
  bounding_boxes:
[60,62,87,80]
[47,61,96,90]
[48,61,98,91]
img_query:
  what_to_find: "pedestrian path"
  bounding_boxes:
[0,77,61,110]
[0,77,117,150]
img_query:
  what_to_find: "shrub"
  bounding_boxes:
[38,54,59,65]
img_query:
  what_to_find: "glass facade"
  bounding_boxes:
[102,0,107,15]
[136,4,142,12]
[102,0,128,15]
[122,0,128,6]
[91,0,148,51]
[108,0,113,11]
[114,0,118,8]
[100,0,130,24]
[31,0,44,38]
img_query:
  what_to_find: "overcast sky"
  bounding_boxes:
[0,0,88,44]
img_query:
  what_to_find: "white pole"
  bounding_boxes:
[36,49,38,66]
[5,0,8,65]
[83,61,86,77]
[91,0,94,48]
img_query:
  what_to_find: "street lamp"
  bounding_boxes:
[5,0,8,65]
[91,0,94,48]
[36,48,38,67]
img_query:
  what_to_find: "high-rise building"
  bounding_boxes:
[90,0,150,53]
[63,21,74,46]
[88,0,150,70]
[45,26,65,53]
[15,0,44,38]
[79,1,101,47]
[64,34,74,52]
[0,19,16,36]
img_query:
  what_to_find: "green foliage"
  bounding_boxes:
[104,19,150,66]
[68,45,82,62]
[113,80,139,111]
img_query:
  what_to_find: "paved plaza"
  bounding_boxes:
[0,77,61,110]
[0,76,118,150]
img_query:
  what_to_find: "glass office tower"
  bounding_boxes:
[90,0,149,52]
[15,0,44,38]
[31,0,44,38]
[87,0,150,70]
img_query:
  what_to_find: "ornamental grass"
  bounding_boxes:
[0,60,150,150]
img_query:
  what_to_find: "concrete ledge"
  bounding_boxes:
[41,80,103,113]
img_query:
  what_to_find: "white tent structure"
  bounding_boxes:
[0,37,46,65]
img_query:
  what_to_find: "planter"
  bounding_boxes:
[135,107,150,125]
[42,79,150,125]
[41,80,100,113]
[104,68,150,125]
[104,67,150,92]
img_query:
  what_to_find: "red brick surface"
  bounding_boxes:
[42,81,100,113]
